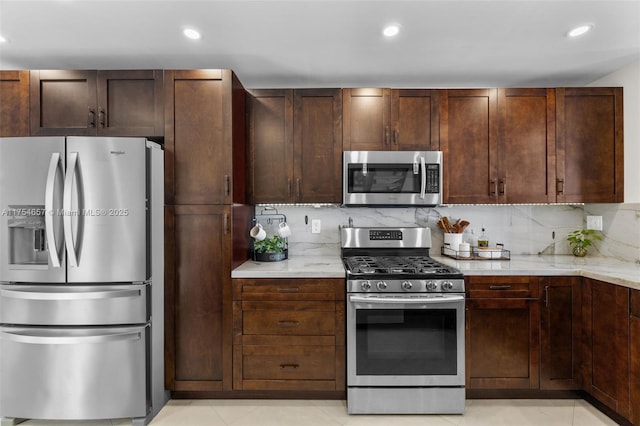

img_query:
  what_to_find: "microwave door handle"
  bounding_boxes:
[45,153,62,268]
[63,152,79,267]
[420,156,427,199]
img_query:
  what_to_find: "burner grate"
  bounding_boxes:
[344,255,458,276]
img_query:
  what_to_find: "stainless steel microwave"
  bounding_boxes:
[343,151,443,206]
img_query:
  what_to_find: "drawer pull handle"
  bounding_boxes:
[278,321,299,327]
[277,288,299,293]
[280,363,299,369]
[489,285,512,290]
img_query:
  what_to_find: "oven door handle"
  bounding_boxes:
[349,294,464,304]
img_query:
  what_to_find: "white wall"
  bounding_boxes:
[588,61,640,203]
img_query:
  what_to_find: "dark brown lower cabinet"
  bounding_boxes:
[232,278,345,394]
[539,276,582,390]
[582,278,630,419]
[465,276,540,389]
[630,289,640,426]
[165,205,232,392]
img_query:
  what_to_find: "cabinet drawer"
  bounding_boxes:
[239,279,339,301]
[242,345,335,380]
[466,276,538,298]
[243,308,335,335]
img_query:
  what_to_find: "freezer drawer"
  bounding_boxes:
[0,325,149,420]
[0,283,149,325]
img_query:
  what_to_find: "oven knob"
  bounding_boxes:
[402,281,413,290]
[442,281,454,291]
[426,281,438,291]
[376,281,387,291]
[361,281,372,291]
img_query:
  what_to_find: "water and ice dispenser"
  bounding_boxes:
[6,205,48,267]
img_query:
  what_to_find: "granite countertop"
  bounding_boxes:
[232,254,640,291]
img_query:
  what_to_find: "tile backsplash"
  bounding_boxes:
[253,203,640,263]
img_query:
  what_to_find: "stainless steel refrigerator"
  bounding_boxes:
[0,137,168,425]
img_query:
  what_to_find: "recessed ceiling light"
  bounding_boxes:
[183,28,201,40]
[0,35,6,43]
[383,25,400,37]
[567,24,593,38]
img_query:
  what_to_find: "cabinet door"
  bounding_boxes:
[96,70,163,137]
[391,89,440,150]
[164,70,232,205]
[539,276,582,390]
[342,88,390,150]
[293,89,342,203]
[0,70,29,136]
[165,205,232,391]
[582,278,630,417]
[247,89,293,204]
[498,88,556,203]
[466,297,540,389]
[556,87,623,203]
[631,290,640,426]
[30,70,98,136]
[442,89,498,203]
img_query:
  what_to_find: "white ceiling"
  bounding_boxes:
[1,0,639,88]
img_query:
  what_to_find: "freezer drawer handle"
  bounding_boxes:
[45,152,62,268]
[63,152,80,267]
[0,330,143,345]
[0,288,141,300]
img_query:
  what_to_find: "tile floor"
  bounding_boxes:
[17,399,618,426]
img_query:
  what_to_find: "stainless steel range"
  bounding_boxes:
[342,226,465,415]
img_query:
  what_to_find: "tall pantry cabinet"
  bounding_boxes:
[164,70,251,393]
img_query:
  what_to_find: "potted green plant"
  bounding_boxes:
[252,235,288,262]
[567,229,602,257]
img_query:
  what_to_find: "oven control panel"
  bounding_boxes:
[369,230,402,241]
[348,279,465,293]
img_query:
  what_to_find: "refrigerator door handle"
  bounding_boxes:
[0,329,143,345]
[63,152,79,267]
[45,152,62,268]
[1,287,141,300]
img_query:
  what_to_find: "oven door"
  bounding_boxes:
[342,151,442,206]
[347,293,464,387]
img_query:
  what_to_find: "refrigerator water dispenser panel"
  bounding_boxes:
[7,205,48,267]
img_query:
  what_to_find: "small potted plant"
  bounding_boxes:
[252,235,288,262]
[567,229,602,257]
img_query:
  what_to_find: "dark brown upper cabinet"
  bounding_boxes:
[441,89,498,204]
[556,87,624,203]
[0,70,30,137]
[443,88,557,204]
[293,89,342,203]
[164,69,247,205]
[497,88,556,204]
[30,70,163,137]
[343,88,439,151]
[248,88,342,204]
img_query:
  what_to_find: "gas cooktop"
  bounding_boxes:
[343,255,459,276]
